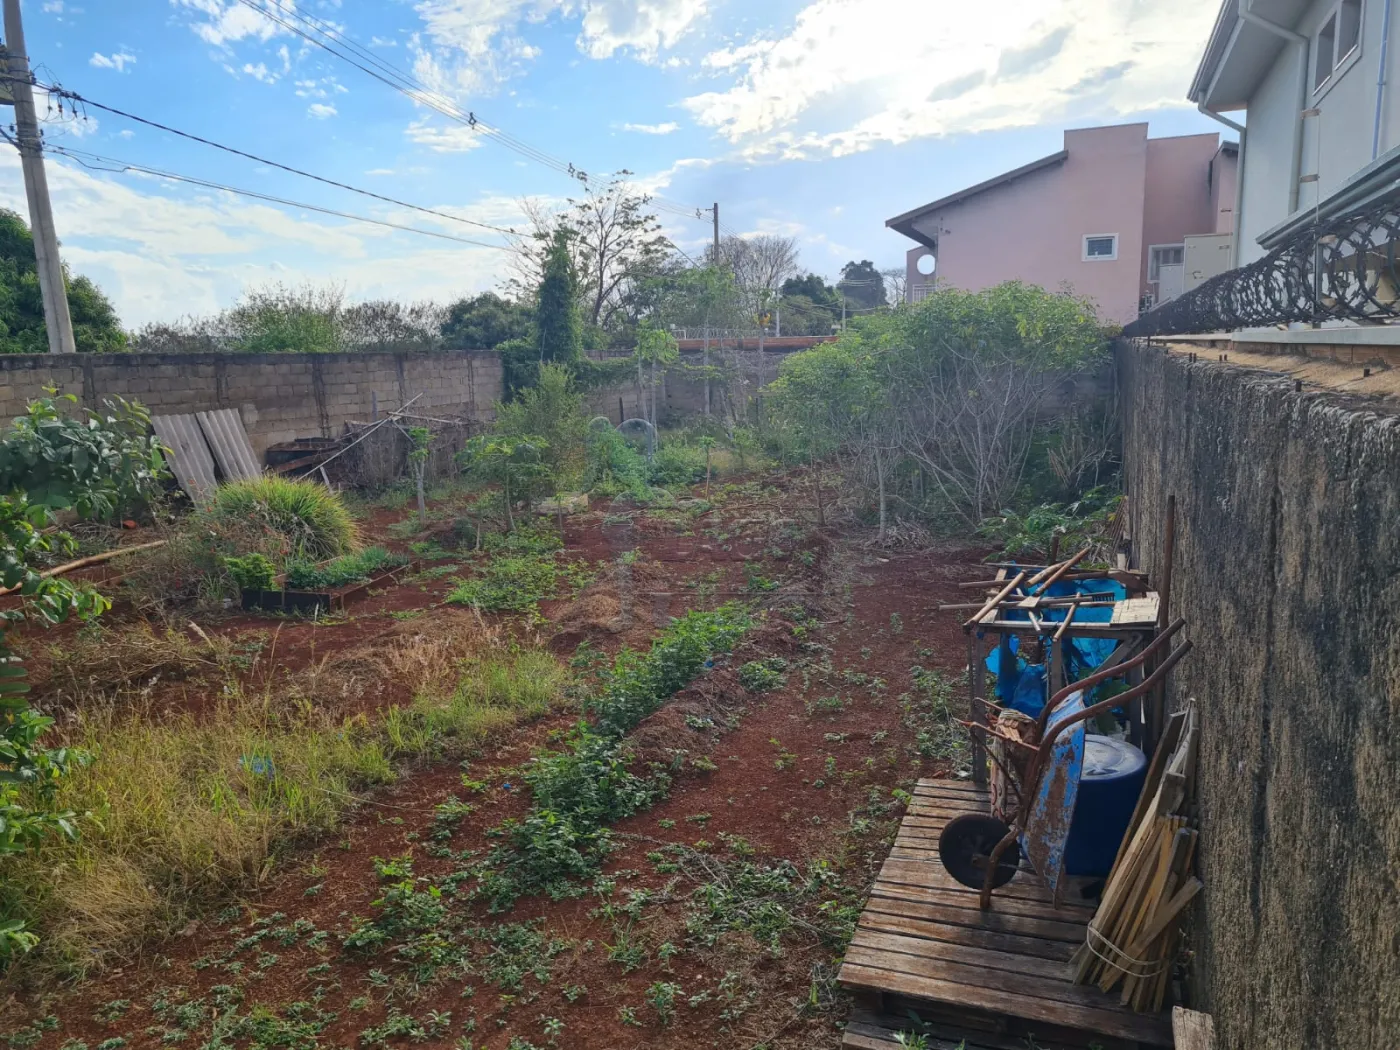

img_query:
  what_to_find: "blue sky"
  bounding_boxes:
[4,0,1228,327]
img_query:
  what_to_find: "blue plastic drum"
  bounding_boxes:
[1063,735,1147,877]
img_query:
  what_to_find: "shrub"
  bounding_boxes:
[284,546,407,590]
[738,658,788,693]
[209,477,360,560]
[223,553,277,590]
[647,442,706,487]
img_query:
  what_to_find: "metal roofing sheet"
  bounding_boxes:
[197,408,261,481]
[152,413,217,504]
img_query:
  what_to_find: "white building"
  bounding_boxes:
[1191,0,1400,264]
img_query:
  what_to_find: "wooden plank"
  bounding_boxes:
[843,1014,1038,1050]
[849,928,1072,981]
[838,964,1172,1046]
[855,910,1076,962]
[882,845,1074,906]
[914,778,985,794]
[843,945,1129,1012]
[1172,1007,1216,1050]
[862,892,1087,942]
[874,866,1096,920]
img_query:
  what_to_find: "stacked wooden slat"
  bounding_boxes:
[1073,701,1201,1012]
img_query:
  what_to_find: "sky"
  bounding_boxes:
[4,0,1230,328]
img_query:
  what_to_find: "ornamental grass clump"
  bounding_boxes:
[210,477,360,560]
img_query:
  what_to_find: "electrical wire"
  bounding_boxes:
[231,0,716,224]
[45,144,513,251]
[18,76,517,237]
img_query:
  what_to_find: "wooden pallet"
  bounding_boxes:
[839,779,1173,1048]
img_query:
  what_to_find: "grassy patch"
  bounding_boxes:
[4,633,570,975]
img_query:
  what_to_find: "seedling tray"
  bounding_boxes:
[240,559,419,616]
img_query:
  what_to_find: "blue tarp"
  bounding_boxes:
[985,574,1129,718]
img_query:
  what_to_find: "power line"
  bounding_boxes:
[231,0,714,223]
[19,76,517,237]
[45,144,513,251]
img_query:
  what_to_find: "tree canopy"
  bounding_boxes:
[0,209,125,354]
[839,260,887,311]
[441,292,532,350]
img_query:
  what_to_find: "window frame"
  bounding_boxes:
[1312,0,1364,98]
[1082,234,1119,262]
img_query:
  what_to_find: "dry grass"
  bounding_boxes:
[4,613,571,978]
[42,621,232,697]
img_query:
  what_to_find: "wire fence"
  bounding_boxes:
[1124,187,1400,337]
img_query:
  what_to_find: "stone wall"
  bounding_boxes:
[1117,341,1400,1050]
[0,350,504,457]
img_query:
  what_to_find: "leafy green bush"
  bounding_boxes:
[583,425,650,499]
[284,546,407,590]
[738,658,788,693]
[444,550,588,613]
[210,477,360,560]
[223,553,277,591]
[975,487,1121,560]
[647,442,706,486]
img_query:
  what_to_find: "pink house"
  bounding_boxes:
[887,124,1238,324]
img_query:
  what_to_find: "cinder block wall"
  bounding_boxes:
[1118,340,1400,1050]
[0,350,505,457]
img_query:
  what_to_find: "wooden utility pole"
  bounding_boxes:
[711,201,719,264]
[3,0,74,354]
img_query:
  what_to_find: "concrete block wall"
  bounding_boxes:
[0,350,504,458]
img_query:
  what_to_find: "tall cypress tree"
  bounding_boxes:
[533,229,582,366]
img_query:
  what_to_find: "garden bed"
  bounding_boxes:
[240,558,422,615]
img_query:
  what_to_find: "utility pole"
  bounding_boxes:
[3,0,74,354]
[712,202,719,265]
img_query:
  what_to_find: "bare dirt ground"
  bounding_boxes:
[1,475,988,1050]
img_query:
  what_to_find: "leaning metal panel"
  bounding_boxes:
[1125,188,1400,337]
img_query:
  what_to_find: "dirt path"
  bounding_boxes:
[2,489,987,1050]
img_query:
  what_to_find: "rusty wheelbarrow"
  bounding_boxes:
[938,619,1192,909]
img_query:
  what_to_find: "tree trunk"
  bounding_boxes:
[812,454,826,527]
[416,464,427,520]
[875,444,887,539]
[503,467,515,532]
[703,329,711,416]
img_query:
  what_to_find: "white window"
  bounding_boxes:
[1083,234,1118,261]
[1314,0,1362,93]
[1149,245,1185,281]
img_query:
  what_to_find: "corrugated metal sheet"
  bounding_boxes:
[152,413,217,503]
[197,408,261,481]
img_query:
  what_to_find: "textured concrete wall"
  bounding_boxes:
[0,350,504,457]
[1118,341,1400,1050]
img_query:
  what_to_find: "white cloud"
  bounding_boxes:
[683,0,1219,160]
[42,1,64,12]
[172,0,283,47]
[0,149,507,328]
[370,35,399,46]
[621,121,679,135]
[89,51,136,72]
[242,61,277,83]
[365,168,397,176]
[294,76,346,99]
[307,103,338,119]
[118,129,135,139]
[405,116,483,152]
[408,0,707,100]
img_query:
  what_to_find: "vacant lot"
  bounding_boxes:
[1,470,982,1050]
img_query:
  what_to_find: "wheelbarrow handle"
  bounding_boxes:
[1034,617,1187,736]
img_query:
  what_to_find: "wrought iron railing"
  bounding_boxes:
[1124,187,1400,337]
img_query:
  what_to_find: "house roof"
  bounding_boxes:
[1190,0,1310,111]
[886,149,1069,249]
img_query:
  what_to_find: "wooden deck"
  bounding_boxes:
[839,779,1173,1049]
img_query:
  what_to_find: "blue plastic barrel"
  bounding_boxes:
[1063,735,1147,877]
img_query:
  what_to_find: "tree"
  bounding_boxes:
[768,281,1107,528]
[0,209,125,354]
[779,273,842,335]
[839,260,887,311]
[714,234,800,325]
[225,283,345,354]
[534,230,583,367]
[341,300,444,351]
[881,267,908,306]
[440,292,532,350]
[508,175,669,334]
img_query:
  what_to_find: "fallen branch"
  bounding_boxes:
[0,539,168,596]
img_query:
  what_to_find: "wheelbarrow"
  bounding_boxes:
[938,619,1192,909]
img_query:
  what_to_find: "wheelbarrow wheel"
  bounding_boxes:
[938,813,1022,890]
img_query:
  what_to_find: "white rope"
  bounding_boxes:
[1082,922,1168,978]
